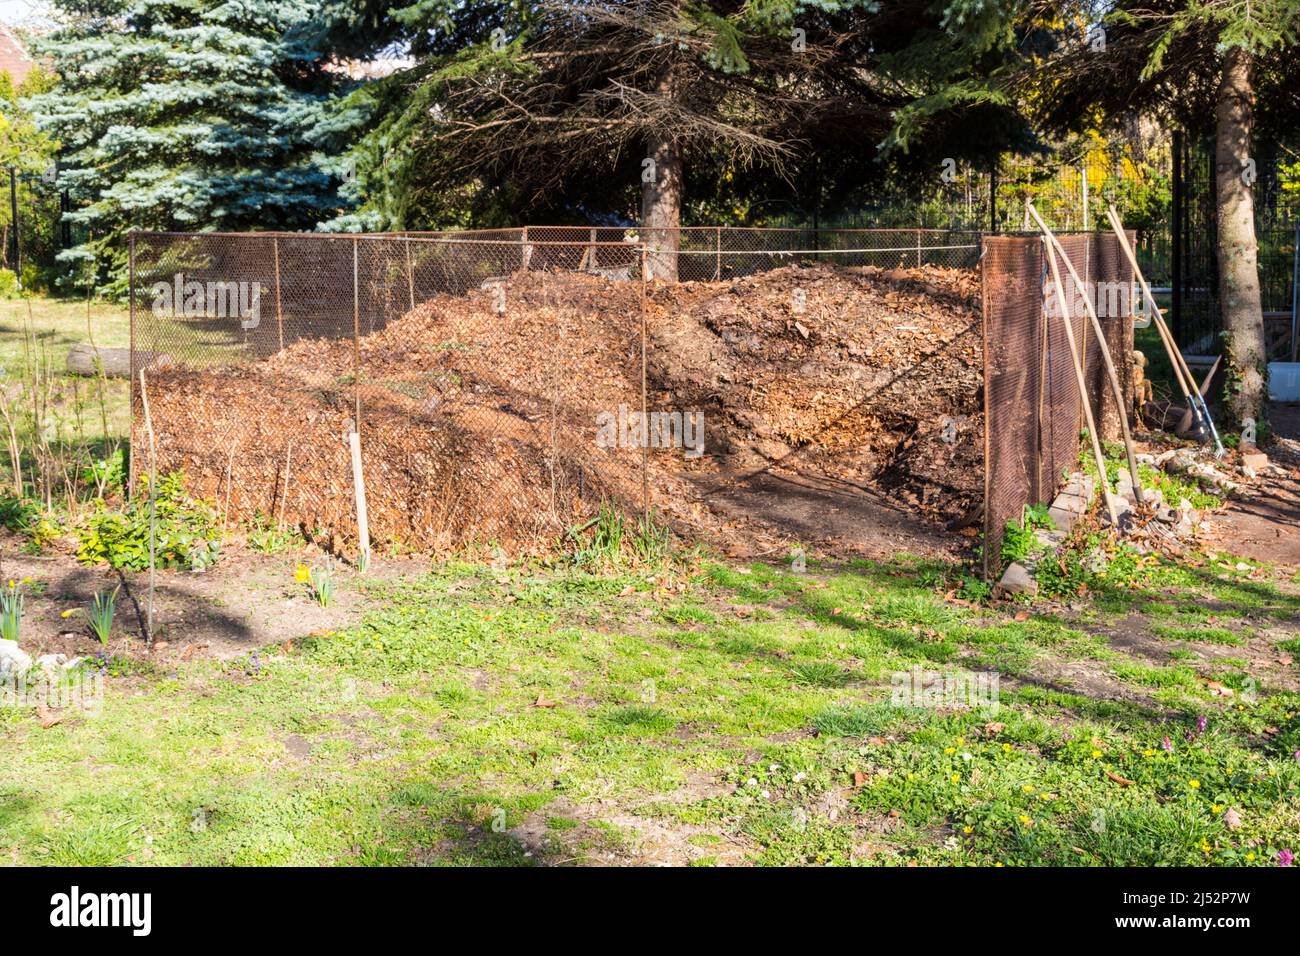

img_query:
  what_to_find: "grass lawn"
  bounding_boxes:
[3,551,1297,867]
[0,295,132,445]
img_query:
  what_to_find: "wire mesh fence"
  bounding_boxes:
[129,231,650,555]
[981,231,1135,578]
[128,225,1126,568]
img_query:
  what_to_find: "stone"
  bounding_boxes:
[1241,449,1269,472]
[35,653,68,679]
[1162,448,1198,474]
[997,562,1038,598]
[0,639,32,679]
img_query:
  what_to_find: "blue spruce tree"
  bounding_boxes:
[27,0,357,292]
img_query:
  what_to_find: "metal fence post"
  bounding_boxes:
[273,236,284,351]
[352,236,361,428]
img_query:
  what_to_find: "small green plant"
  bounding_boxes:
[356,548,371,574]
[568,502,626,567]
[247,513,300,554]
[0,579,24,642]
[568,503,671,567]
[77,471,221,572]
[85,587,119,644]
[1000,504,1055,564]
[81,448,128,494]
[295,563,334,607]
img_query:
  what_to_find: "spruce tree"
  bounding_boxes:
[28,0,355,292]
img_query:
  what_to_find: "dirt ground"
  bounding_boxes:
[1202,403,1300,566]
[0,539,422,664]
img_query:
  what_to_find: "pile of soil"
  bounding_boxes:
[137,263,984,555]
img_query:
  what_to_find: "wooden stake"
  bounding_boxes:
[349,429,370,564]
[1027,205,1145,506]
[222,439,239,532]
[1038,231,1121,526]
[278,439,293,534]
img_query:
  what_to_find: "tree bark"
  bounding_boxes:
[1213,44,1268,431]
[641,56,682,283]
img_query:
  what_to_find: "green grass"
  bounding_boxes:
[2,552,1296,867]
[0,295,132,452]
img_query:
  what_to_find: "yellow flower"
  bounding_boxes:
[1246,852,1256,862]
[1002,743,1012,752]
[1188,779,1201,789]
[1143,749,1155,757]
[60,609,78,618]
[962,826,973,834]
[944,747,956,754]
[293,564,312,584]
[956,737,965,745]
[950,773,960,783]
[1211,804,1222,813]
[994,861,1004,868]
[1018,815,1033,826]
[1091,749,1102,759]
[1022,784,1035,793]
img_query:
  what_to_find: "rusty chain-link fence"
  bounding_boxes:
[128,225,1127,568]
[129,231,651,555]
[981,232,1136,578]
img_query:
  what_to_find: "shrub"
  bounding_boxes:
[77,471,221,572]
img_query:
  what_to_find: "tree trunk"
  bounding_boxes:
[641,132,681,282]
[641,60,682,283]
[1213,44,1268,432]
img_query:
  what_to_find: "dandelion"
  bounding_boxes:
[1091,749,1102,759]
[950,773,960,783]
[1246,852,1256,862]
[944,746,956,754]
[1188,779,1201,789]
[962,826,973,834]
[1018,815,1033,827]
[1211,804,1222,813]
[1002,743,1012,753]
[1022,784,1035,793]
[1143,748,1155,757]
[1279,849,1294,868]
[60,608,77,619]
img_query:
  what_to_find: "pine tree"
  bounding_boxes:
[28,0,355,292]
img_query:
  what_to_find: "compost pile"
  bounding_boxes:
[645,264,984,517]
[137,263,983,555]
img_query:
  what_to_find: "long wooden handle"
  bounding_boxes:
[1104,206,1196,407]
[1035,217,1120,526]
[1028,205,1144,506]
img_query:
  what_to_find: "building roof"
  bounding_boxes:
[0,24,34,86]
